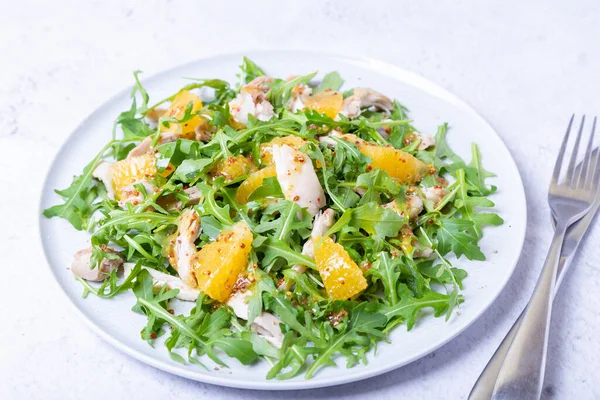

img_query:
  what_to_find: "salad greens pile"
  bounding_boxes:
[43,57,502,379]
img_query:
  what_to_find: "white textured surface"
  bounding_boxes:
[1,0,599,399]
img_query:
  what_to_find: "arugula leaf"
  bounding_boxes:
[247,177,283,201]
[240,57,267,84]
[131,70,150,113]
[210,338,258,365]
[465,143,497,195]
[368,252,401,305]
[267,72,318,109]
[255,200,311,241]
[355,169,400,204]
[305,303,386,378]
[382,284,450,330]
[435,123,462,164]
[455,169,503,238]
[172,158,213,183]
[314,71,344,93]
[258,237,315,269]
[77,261,142,298]
[418,261,467,289]
[351,202,404,238]
[43,140,114,230]
[436,218,485,261]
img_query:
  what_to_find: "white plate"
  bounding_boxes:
[39,51,527,390]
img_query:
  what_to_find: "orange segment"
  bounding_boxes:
[304,90,343,119]
[314,236,367,300]
[191,221,253,302]
[344,134,428,183]
[109,153,157,199]
[209,155,257,182]
[259,135,307,165]
[162,90,204,135]
[234,164,277,204]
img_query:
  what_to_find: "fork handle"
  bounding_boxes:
[469,254,570,400]
[489,223,568,399]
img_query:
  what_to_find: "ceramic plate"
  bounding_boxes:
[39,51,527,390]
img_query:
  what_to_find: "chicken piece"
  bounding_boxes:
[123,263,200,301]
[415,132,436,150]
[375,119,394,139]
[317,129,343,148]
[144,108,167,130]
[341,88,393,118]
[383,195,423,220]
[194,124,212,142]
[287,83,312,112]
[127,130,190,159]
[272,144,325,216]
[414,247,434,258]
[118,181,157,208]
[71,247,123,281]
[229,92,274,125]
[127,137,154,159]
[245,76,274,93]
[279,209,336,291]
[301,208,336,259]
[422,186,447,205]
[172,209,201,288]
[227,290,283,348]
[92,161,116,200]
[229,76,275,125]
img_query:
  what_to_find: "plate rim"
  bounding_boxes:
[38,50,528,390]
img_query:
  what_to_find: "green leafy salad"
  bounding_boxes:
[43,57,503,379]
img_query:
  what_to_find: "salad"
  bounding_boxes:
[43,57,502,379]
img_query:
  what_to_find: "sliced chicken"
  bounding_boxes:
[422,186,447,205]
[92,161,116,200]
[376,120,393,139]
[144,108,167,130]
[415,132,436,150]
[227,290,284,348]
[287,83,312,113]
[127,137,155,159]
[414,247,434,258]
[172,209,201,288]
[245,75,274,93]
[127,131,187,159]
[123,263,200,301]
[279,208,335,291]
[71,247,123,281]
[383,195,423,220]
[118,181,157,208]
[317,129,343,148]
[229,76,275,125]
[300,208,336,259]
[272,144,325,216]
[341,88,393,119]
[194,125,212,142]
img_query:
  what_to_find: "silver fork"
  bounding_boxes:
[489,115,600,399]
